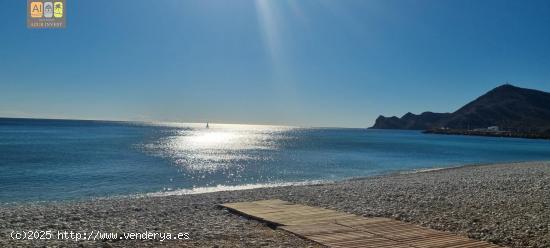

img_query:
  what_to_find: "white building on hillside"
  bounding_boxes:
[487,126,499,132]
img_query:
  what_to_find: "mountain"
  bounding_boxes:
[372,112,451,130]
[370,84,550,133]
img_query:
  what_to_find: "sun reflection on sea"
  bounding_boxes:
[145,124,294,173]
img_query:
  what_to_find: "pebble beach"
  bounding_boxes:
[1,161,549,248]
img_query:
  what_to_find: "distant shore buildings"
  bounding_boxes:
[474,126,500,132]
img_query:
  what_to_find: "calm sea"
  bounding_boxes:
[1,118,550,202]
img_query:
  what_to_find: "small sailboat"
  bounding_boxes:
[206,122,209,129]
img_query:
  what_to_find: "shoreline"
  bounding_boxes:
[0,161,532,207]
[1,161,549,247]
[0,162,487,206]
[424,129,550,140]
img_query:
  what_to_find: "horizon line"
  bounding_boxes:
[0,116,372,129]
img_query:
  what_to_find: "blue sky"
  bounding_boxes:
[1,0,550,127]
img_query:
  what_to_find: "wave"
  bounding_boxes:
[145,180,328,197]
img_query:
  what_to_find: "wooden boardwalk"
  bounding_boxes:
[220,199,503,248]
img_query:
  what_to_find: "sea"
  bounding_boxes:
[1,118,550,202]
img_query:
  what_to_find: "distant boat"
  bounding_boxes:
[206,122,209,129]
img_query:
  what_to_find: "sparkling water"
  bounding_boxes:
[2,118,550,202]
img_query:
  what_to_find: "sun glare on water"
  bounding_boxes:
[146,124,293,173]
[187,131,239,149]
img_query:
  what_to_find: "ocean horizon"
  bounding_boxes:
[2,117,550,203]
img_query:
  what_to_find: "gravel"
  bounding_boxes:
[1,161,549,247]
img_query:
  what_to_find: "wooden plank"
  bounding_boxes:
[327,237,411,248]
[335,217,395,227]
[280,223,356,236]
[219,200,504,248]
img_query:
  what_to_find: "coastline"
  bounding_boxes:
[0,163,467,206]
[424,129,550,140]
[1,161,549,247]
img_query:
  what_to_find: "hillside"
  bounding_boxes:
[371,84,550,134]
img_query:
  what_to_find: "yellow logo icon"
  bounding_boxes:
[54,2,63,18]
[30,2,43,18]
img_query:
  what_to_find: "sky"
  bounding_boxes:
[1,0,550,128]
